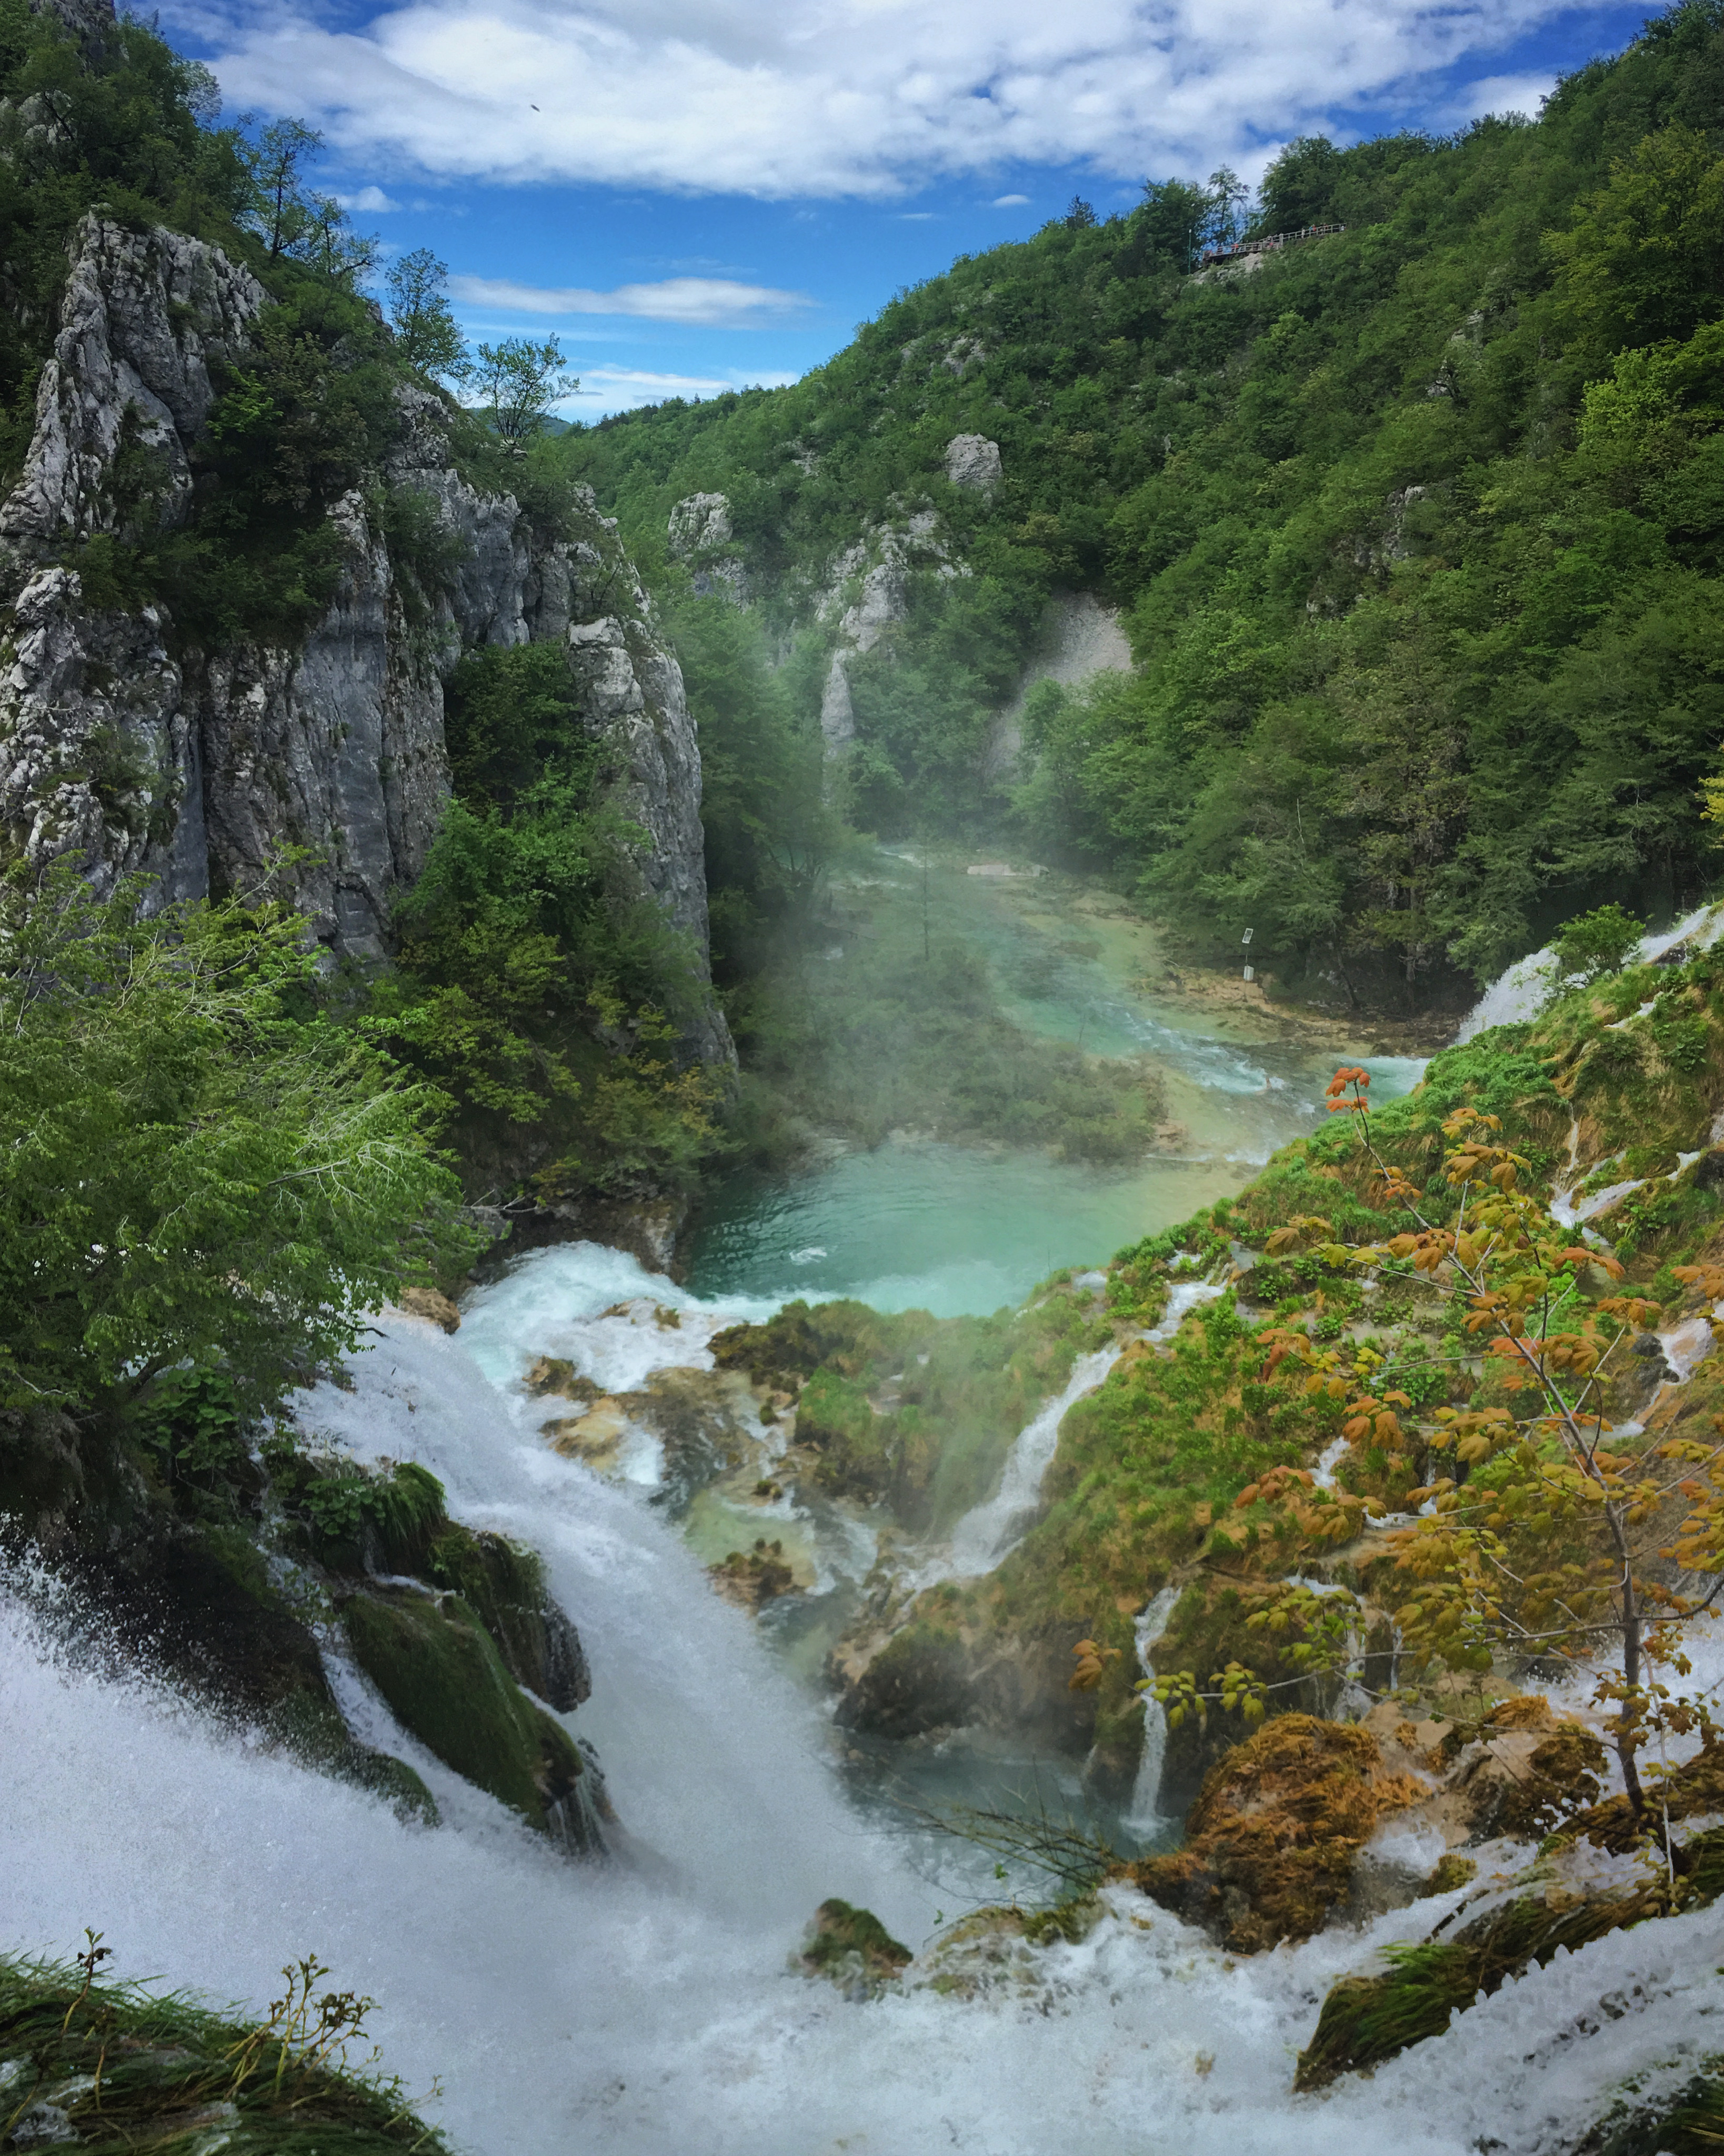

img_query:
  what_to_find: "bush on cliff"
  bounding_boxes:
[0,864,475,1419]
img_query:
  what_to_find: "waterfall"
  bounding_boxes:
[1122,1584,1183,1833]
[1456,897,1724,1043]
[8,1298,1724,2153]
[943,1346,1122,1577]
[940,1281,1228,1581]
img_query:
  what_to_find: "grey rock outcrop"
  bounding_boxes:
[815,510,966,749]
[30,0,115,49]
[0,214,731,1064]
[667,490,746,604]
[944,433,1001,493]
[668,492,731,554]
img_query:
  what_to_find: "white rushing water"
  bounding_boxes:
[942,1346,1124,1579]
[1457,896,1724,1041]
[938,1280,1228,1582]
[1121,1584,1183,1832]
[11,1306,1724,2152]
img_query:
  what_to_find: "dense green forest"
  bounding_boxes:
[566,1,1724,1012]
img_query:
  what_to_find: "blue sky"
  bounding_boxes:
[157,0,1658,417]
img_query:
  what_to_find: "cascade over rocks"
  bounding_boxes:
[0,213,730,1062]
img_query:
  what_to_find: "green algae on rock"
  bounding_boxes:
[340,1589,593,1843]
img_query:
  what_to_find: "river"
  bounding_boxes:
[455,852,1427,1883]
[688,847,1426,1314]
[7,866,1720,2153]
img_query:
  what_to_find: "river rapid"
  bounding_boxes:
[13,861,1718,2154]
[8,1313,1722,2156]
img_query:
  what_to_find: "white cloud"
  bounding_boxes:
[1448,69,1557,121]
[992,193,1031,206]
[335,183,402,211]
[449,273,811,324]
[569,363,803,411]
[192,0,1629,200]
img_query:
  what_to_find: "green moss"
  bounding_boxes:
[258,1686,438,1829]
[341,1589,582,1834]
[0,1949,448,2153]
[423,1523,577,1702]
[1292,1833,1724,2090]
[1019,1892,1102,1946]
[799,1900,911,1993]
[1576,2064,1724,2154]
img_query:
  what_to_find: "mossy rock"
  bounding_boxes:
[265,1689,438,1828]
[424,1523,589,1710]
[1121,1714,1426,1953]
[342,1588,584,1836]
[1296,1826,1724,2090]
[709,1538,797,1611]
[0,1950,448,2153]
[1573,2063,1724,2154]
[799,1900,911,1995]
[835,1618,977,1738]
[711,1300,899,1389]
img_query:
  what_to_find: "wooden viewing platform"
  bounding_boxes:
[1197,222,1348,269]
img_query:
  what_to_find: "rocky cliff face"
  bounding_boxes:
[0,213,731,1063]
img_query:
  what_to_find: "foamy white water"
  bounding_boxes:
[6,1309,1724,2154]
[1457,897,1724,1042]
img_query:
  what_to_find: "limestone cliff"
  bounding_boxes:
[0,212,731,1064]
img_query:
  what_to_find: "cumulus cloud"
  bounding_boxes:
[449,272,811,323]
[335,183,402,211]
[570,363,804,411]
[191,0,1628,199]
[1448,69,1557,120]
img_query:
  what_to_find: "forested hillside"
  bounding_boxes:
[567,2,1724,1012]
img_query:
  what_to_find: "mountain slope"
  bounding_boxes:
[567,2,1724,1013]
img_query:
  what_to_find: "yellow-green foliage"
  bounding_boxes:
[950,1287,1332,1722]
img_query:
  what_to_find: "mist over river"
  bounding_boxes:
[688,848,1426,1314]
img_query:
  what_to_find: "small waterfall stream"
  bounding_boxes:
[1122,1584,1183,1831]
[933,1279,1229,1584]
[943,1346,1124,1578]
